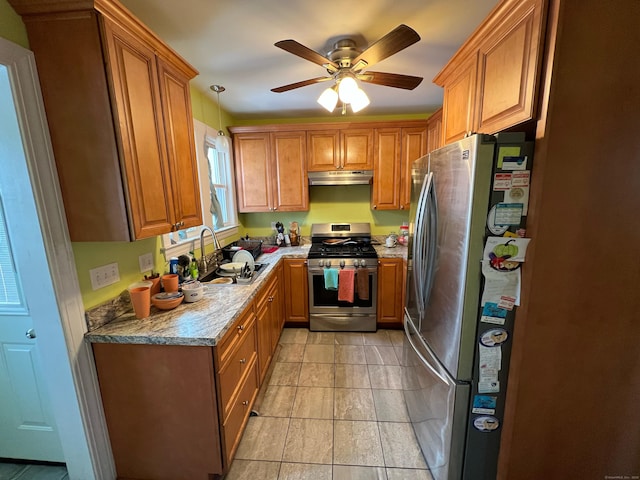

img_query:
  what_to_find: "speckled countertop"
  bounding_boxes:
[84,243,407,347]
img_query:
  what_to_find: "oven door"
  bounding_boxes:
[308,264,377,331]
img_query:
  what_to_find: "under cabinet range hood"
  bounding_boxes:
[308,170,373,186]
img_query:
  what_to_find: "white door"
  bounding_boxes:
[0,63,64,461]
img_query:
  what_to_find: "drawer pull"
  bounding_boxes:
[239,358,246,364]
[242,400,248,406]
[237,324,244,332]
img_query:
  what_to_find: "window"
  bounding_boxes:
[161,119,238,258]
[0,196,24,312]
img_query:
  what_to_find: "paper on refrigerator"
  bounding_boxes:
[481,260,521,306]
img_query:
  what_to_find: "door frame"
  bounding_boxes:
[1,37,115,479]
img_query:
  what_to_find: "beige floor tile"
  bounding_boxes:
[362,330,392,346]
[307,331,336,344]
[291,386,334,419]
[298,363,335,387]
[386,467,433,480]
[303,344,335,363]
[364,345,400,365]
[269,362,301,386]
[335,364,371,388]
[333,465,387,480]
[333,420,384,467]
[368,365,403,390]
[378,422,427,469]
[280,328,309,344]
[334,388,376,421]
[257,385,297,417]
[235,417,290,461]
[387,330,405,348]
[278,343,306,362]
[282,418,333,464]
[225,459,281,480]
[279,462,332,480]
[334,332,364,345]
[372,389,410,422]
[335,344,367,364]
[394,346,404,365]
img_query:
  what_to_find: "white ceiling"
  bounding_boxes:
[120,0,499,120]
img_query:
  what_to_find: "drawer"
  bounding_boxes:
[223,358,258,463]
[219,320,257,421]
[216,303,254,367]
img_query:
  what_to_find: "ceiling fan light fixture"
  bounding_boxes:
[337,75,358,103]
[317,86,338,112]
[350,88,370,113]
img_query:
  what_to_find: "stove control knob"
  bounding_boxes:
[318,259,324,267]
[326,260,331,268]
[340,260,345,268]
[360,260,367,268]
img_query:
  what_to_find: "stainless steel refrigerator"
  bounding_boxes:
[402,133,534,480]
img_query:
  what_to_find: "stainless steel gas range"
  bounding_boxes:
[307,223,378,332]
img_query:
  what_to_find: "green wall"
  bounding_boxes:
[1,0,424,311]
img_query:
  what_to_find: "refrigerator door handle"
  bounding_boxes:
[412,172,432,316]
[404,316,451,386]
[423,177,438,306]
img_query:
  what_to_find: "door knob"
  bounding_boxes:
[25,328,36,339]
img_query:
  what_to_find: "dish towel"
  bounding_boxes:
[356,268,369,300]
[324,268,338,290]
[338,269,355,303]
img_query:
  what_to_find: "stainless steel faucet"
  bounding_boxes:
[199,226,221,274]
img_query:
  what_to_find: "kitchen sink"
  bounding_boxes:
[198,262,269,284]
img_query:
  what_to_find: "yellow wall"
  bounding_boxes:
[1,1,427,310]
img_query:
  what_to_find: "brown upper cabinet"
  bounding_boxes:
[9,0,201,241]
[307,127,374,171]
[426,108,443,153]
[371,122,427,211]
[434,0,546,143]
[230,129,308,213]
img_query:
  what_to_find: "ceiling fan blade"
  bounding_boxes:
[275,39,339,71]
[357,71,423,90]
[271,77,332,93]
[352,24,420,69]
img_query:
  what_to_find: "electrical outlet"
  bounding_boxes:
[89,263,120,290]
[139,252,154,273]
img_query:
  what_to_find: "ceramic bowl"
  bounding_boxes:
[181,282,206,303]
[151,292,184,310]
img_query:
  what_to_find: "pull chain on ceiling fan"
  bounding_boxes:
[271,24,423,114]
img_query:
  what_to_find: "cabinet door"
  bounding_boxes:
[103,19,175,239]
[475,0,544,133]
[371,128,402,211]
[283,259,309,326]
[271,132,309,211]
[426,108,443,153]
[157,58,202,231]
[233,133,272,212]
[377,258,405,327]
[341,128,374,170]
[400,127,427,210]
[307,129,340,171]
[442,53,478,145]
[255,298,272,385]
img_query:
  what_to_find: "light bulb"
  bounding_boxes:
[338,76,358,103]
[317,87,338,112]
[350,88,370,113]
[215,132,231,151]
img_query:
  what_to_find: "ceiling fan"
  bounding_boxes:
[271,25,423,112]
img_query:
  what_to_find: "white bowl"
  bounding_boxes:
[182,283,206,303]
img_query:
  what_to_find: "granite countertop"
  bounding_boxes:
[84,242,407,348]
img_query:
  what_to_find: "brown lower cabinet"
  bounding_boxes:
[283,258,309,327]
[92,269,284,479]
[377,258,406,328]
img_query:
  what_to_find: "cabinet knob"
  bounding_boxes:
[242,400,249,406]
[400,205,404,210]
[273,206,278,211]
[239,358,246,364]
[373,205,377,209]
[237,324,244,332]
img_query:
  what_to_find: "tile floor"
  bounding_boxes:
[0,462,68,480]
[226,328,434,480]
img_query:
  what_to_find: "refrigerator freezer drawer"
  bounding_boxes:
[403,316,470,480]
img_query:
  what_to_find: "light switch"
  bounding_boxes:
[139,252,154,273]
